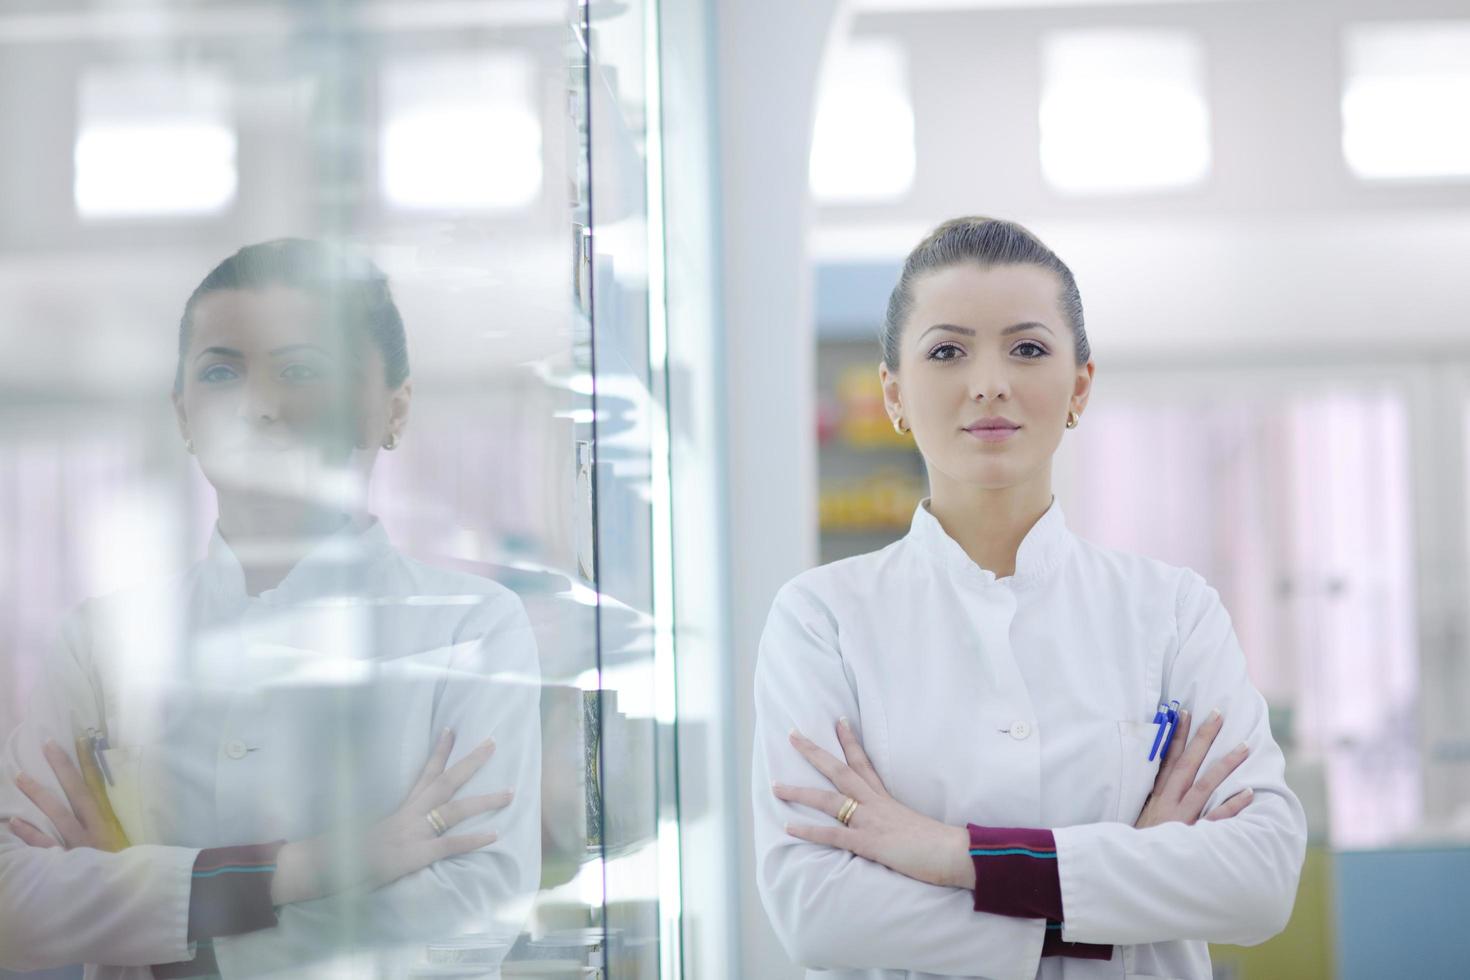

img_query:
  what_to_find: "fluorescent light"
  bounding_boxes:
[1040,29,1210,194]
[380,52,542,210]
[856,0,1244,9]
[810,37,916,204]
[1342,21,1470,181]
[74,66,236,219]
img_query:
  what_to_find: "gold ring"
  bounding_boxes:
[426,808,449,837]
[836,797,858,826]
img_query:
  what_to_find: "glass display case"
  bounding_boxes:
[0,1,687,977]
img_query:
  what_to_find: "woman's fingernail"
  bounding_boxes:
[1208,709,1221,723]
[15,771,31,788]
[788,729,801,742]
[440,728,453,742]
[838,717,851,730]
[1242,788,1254,798]
[1234,742,1250,755]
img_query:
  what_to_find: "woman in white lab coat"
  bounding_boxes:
[0,239,541,978]
[752,217,1307,980]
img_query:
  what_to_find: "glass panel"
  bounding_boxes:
[0,1,680,977]
[583,0,682,975]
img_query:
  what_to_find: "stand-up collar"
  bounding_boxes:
[906,495,1073,587]
[201,516,392,606]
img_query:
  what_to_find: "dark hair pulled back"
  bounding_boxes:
[882,216,1089,369]
[174,238,409,393]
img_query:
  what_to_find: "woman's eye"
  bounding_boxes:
[1013,341,1049,359]
[198,364,239,383]
[928,343,963,361]
[279,362,323,384]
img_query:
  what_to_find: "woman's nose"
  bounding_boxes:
[966,356,1012,401]
[238,379,281,423]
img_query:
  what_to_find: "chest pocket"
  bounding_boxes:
[1116,720,1164,824]
[98,745,153,844]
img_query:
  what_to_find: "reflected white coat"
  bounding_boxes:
[0,519,541,979]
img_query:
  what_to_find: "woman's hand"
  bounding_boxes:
[271,728,513,906]
[774,719,975,890]
[8,739,129,852]
[1135,708,1255,829]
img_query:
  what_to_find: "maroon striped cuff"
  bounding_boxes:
[150,840,285,975]
[186,840,285,940]
[967,825,1112,961]
[151,840,285,978]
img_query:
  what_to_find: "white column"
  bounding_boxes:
[714,0,845,976]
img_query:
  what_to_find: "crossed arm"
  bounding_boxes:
[0,601,541,975]
[773,706,1255,962]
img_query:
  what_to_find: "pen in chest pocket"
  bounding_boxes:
[1148,699,1181,762]
[73,727,133,851]
[84,728,114,785]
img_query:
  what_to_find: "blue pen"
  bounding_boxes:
[1157,700,1181,760]
[1147,702,1168,761]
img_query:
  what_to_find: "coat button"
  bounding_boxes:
[224,739,249,760]
[1009,721,1032,740]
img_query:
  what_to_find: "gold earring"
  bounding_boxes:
[383,433,398,450]
[1066,411,1079,429]
[892,414,907,434]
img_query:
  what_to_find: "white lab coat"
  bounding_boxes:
[752,497,1307,980]
[0,518,541,979]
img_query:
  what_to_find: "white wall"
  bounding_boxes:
[714,1,844,976]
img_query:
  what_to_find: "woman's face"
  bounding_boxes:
[172,286,409,505]
[880,263,1093,493]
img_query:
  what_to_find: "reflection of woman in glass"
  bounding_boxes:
[0,239,541,978]
[753,218,1306,979]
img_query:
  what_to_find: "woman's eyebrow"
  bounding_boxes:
[917,323,976,341]
[268,343,330,356]
[1001,321,1055,336]
[194,346,244,362]
[916,321,1055,342]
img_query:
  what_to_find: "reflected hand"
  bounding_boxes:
[6,739,129,852]
[272,729,513,906]
[1134,709,1254,829]
[776,719,974,889]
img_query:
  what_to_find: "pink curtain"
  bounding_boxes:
[1065,386,1420,846]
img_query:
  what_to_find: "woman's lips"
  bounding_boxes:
[963,425,1020,443]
